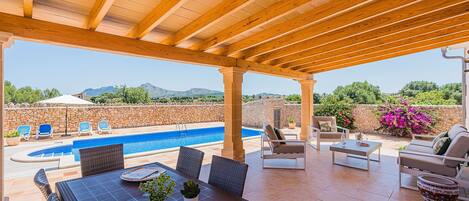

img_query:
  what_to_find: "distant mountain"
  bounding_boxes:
[83,83,223,98]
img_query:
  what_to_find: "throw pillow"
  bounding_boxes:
[432,131,449,146]
[318,121,332,132]
[274,128,286,144]
[433,137,452,155]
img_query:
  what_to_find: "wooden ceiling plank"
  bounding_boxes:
[306,32,469,73]
[87,0,115,30]
[162,0,250,46]
[282,8,469,68]
[0,12,307,79]
[194,0,311,51]
[226,0,368,57]
[243,0,420,60]
[23,0,33,18]
[127,0,187,39]
[296,21,469,71]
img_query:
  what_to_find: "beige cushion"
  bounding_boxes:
[405,144,434,154]
[320,132,344,139]
[447,124,466,140]
[318,121,332,132]
[400,152,457,177]
[444,132,469,167]
[273,142,304,154]
[410,139,433,148]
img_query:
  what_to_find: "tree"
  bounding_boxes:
[400,81,438,97]
[411,90,457,105]
[4,81,16,104]
[91,86,151,104]
[315,95,355,129]
[332,81,383,104]
[440,83,462,104]
[43,88,61,99]
[14,86,44,103]
[285,94,301,103]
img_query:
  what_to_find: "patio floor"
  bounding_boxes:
[4,127,422,201]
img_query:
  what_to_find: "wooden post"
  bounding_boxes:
[220,67,246,162]
[298,78,316,141]
[0,31,13,201]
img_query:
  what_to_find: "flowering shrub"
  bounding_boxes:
[315,95,355,129]
[376,99,435,137]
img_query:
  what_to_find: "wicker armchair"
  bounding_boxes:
[34,168,52,199]
[79,144,124,177]
[47,193,61,201]
[208,155,249,197]
[176,146,205,179]
[311,116,349,151]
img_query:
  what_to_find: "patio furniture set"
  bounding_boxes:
[34,145,249,201]
[16,120,112,140]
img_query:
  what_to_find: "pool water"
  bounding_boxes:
[28,127,261,161]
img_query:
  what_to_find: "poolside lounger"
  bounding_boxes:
[17,125,31,141]
[78,121,92,136]
[97,120,112,134]
[36,124,53,139]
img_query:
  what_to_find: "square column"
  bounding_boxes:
[219,67,246,162]
[0,32,13,201]
[298,79,316,141]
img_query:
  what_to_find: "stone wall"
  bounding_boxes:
[5,104,224,133]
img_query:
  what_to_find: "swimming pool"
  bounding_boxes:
[28,127,261,161]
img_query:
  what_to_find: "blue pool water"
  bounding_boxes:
[28,127,261,161]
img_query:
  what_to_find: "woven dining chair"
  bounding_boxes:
[208,155,249,197]
[34,168,52,199]
[79,144,124,177]
[47,193,61,201]
[176,146,205,179]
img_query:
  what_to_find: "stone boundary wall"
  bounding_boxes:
[5,104,224,133]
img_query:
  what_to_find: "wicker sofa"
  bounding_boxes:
[398,124,469,190]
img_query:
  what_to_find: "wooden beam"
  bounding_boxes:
[194,0,310,51]
[225,0,367,57]
[127,0,186,39]
[286,13,469,70]
[306,32,469,73]
[23,0,33,18]
[242,0,419,60]
[87,0,114,30]
[297,22,469,71]
[0,12,308,79]
[161,0,249,46]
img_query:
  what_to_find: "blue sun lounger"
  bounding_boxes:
[97,120,112,134]
[78,121,92,135]
[36,124,53,139]
[17,125,31,141]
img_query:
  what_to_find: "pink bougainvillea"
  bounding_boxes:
[377,99,435,137]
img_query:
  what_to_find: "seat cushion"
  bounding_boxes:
[400,152,457,177]
[320,132,343,139]
[433,137,451,155]
[410,139,433,148]
[444,132,469,167]
[447,124,466,140]
[273,142,305,154]
[405,144,434,154]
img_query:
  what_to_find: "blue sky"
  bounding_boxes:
[4,40,464,95]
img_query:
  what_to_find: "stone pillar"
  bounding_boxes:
[219,67,246,162]
[0,32,13,201]
[299,78,316,141]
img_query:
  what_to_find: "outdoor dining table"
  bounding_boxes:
[56,162,247,201]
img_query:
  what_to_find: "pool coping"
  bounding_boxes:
[11,126,262,169]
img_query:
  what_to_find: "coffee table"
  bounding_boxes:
[329,139,382,171]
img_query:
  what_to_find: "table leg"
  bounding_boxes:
[378,147,381,162]
[367,155,370,171]
[332,151,335,165]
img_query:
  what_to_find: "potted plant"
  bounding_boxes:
[288,117,296,129]
[5,130,20,146]
[139,173,176,201]
[181,180,200,201]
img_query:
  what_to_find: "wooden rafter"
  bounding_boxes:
[87,0,114,30]
[161,0,250,46]
[193,0,311,51]
[308,33,469,74]
[23,0,33,18]
[242,0,420,60]
[286,13,469,70]
[257,0,466,64]
[127,0,186,39]
[225,0,367,57]
[0,12,308,79]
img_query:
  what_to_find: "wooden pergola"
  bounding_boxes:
[0,0,468,199]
